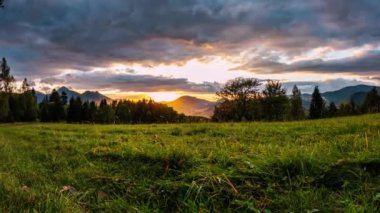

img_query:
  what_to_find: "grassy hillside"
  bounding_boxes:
[0,115,379,212]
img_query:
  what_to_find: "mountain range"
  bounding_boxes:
[301,84,379,108]
[35,84,378,118]
[35,87,112,104]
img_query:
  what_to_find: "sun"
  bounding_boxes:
[147,92,179,102]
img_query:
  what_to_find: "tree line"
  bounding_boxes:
[1,58,379,124]
[212,77,380,122]
[0,58,203,124]
[39,92,200,124]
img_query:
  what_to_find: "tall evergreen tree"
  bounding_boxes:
[309,86,325,119]
[362,87,379,113]
[21,78,29,93]
[328,102,338,117]
[61,91,68,105]
[97,99,115,124]
[49,89,65,121]
[0,93,9,121]
[290,85,305,120]
[89,101,97,123]
[0,58,15,93]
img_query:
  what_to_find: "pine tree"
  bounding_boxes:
[328,102,338,117]
[61,91,68,105]
[362,87,379,113]
[0,58,15,93]
[97,99,115,124]
[21,78,30,93]
[290,85,305,120]
[89,101,97,123]
[0,93,9,121]
[66,97,75,123]
[49,89,65,121]
[309,86,325,119]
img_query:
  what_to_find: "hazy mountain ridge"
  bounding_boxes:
[320,85,379,105]
[35,87,112,103]
[163,96,216,118]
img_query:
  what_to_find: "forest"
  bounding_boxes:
[0,58,379,124]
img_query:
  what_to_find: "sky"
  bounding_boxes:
[1,0,379,101]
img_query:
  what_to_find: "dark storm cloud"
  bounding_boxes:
[238,50,380,75]
[1,0,380,82]
[40,71,222,93]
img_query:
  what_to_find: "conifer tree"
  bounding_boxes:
[362,87,379,113]
[0,58,15,93]
[328,102,338,117]
[290,85,305,120]
[309,86,325,119]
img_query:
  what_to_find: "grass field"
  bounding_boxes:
[0,115,379,212]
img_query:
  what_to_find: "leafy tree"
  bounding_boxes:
[309,86,325,119]
[214,77,261,121]
[290,85,305,120]
[262,80,289,121]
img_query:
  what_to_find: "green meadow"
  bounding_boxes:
[0,114,379,212]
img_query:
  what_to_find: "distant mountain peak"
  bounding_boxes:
[164,96,215,118]
[35,87,112,103]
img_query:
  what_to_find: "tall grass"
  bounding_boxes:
[0,114,379,211]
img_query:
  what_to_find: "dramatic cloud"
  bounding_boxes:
[39,71,222,93]
[238,50,380,75]
[0,0,379,93]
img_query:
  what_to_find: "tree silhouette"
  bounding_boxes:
[262,80,289,121]
[362,87,379,113]
[327,102,338,117]
[309,86,325,119]
[290,85,304,120]
[215,77,261,121]
[0,58,15,93]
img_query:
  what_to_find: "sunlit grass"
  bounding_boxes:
[0,114,379,211]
